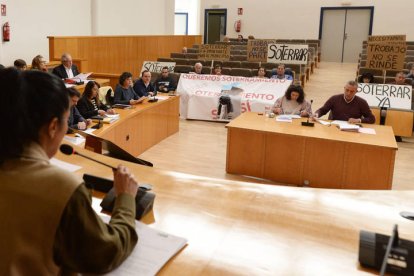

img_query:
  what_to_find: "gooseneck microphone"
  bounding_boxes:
[60,144,117,170]
[301,99,314,127]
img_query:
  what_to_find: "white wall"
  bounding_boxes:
[0,0,91,66]
[92,0,175,35]
[175,0,200,35]
[199,0,414,40]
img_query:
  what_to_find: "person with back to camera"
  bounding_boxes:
[114,72,143,105]
[14,59,27,70]
[31,55,48,72]
[0,68,139,275]
[77,80,116,119]
[312,80,375,124]
[272,85,312,117]
[358,72,374,83]
[133,70,156,98]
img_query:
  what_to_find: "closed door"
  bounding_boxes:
[204,9,227,44]
[320,8,372,63]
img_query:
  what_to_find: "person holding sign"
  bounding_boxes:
[406,64,414,79]
[272,85,312,117]
[270,64,293,80]
[313,80,375,124]
[213,65,222,75]
[191,62,203,74]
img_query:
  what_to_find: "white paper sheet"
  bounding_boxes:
[316,119,331,126]
[358,128,376,135]
[100,216,188,276]
[64,135,86,146]
[276,115,293,122]
[50,158,82,172]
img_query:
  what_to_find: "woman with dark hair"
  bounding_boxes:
[31,54,47,72]
[358,72,374,83]
[77,81,115,119]
[255,66,268,78]
[272,85,312,117]
[114,72,141,105]
[213,65,222,75]
[0,68,138,274]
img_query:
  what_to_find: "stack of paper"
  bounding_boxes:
[100,216,188,275]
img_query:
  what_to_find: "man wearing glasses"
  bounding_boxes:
[52,53,80,79]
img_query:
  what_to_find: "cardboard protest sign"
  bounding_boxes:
[247,39,277,62]
[267,44,309,65]
[141,61,176,73]
[198,44,230,61]
[357,83,412,110]
[366,35,406,70]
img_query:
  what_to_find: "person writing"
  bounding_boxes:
[114,72,143,105]
[312,80,375,124]
[67,88,92,130]
[77,81,115,119]
[272,85,312,117]
[0,68,138,275]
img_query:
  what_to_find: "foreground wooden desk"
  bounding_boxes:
[56,147,414,275]
[90,96,179,157]
[226,112,398,190]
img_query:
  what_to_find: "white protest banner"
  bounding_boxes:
[141,61,176,74]
[177,74,292,121]
[357,83,412,110]
[267,44,309,65]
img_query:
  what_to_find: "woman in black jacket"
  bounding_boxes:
[77,81,115,118]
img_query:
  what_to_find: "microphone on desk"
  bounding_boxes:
[59,144,117,170]
[301,99,314,127]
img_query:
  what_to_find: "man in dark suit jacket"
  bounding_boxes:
[133,70,156,97]
[52,53,80,79]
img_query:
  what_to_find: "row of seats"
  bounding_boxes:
[158,57,306,83]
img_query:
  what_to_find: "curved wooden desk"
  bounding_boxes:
[90,95,179,157]
[56,147,414,275]
[226,112,398,190]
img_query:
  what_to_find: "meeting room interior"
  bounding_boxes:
[1,0,414,275]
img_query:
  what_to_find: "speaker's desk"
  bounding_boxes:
[56,147,414,275]
[89,95,179,157]
[226,112,398,190]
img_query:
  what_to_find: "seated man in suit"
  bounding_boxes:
[52,53,80,79]
[133,70,156,97]
[155,67,176,93]
[67,88,91,131]
[313,80,375,124]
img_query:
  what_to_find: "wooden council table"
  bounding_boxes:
[226,112,398,190]
[55,146,414,275]
[87,95,179,157]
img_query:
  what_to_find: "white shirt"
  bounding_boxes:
[65,66,74,79]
